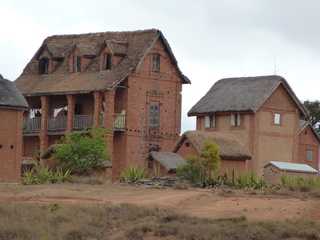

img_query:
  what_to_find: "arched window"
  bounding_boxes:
[39,58,49,74]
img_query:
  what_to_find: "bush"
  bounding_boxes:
[281,175,320,191]
[120,167,146,183]
[233,172,266,190]
[177,140,220,187]
[53,128,109,174]
[22,165,71,185]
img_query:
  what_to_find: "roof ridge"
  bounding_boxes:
[45,29,160,41]
[219,75,284,81]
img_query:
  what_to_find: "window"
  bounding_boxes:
[73,56,81,72]
[39,58,49,74]
[204,115,216,128]
[231,113,241,127]
[274,113,281,125]
[306,149,313,161]
[104,54,112,70]
[152,54,160,72]
[149,102,160,128]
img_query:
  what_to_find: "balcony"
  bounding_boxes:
[23,113,126,135]
[48,116,67,132]
[73,115,93,130]
[23,117,41,134]
[114,112,126,131]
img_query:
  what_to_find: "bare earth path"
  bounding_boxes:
[0,183,318,221]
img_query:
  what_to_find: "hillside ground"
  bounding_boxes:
[0,182,319,239]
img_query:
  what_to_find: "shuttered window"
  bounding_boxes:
[152,54,160,72]
[231,113,241,127]
[307,149,313,161]
[204,115,216,128]
[149,102,160,128]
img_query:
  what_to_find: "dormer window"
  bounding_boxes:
[73,56,81,72]
[152,54,160,72]
[39,58,49,74]
[104,53,112,70]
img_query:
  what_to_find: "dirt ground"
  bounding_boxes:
[0,182,319,221]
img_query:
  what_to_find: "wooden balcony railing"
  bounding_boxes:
[114,113,126,131]
[23,117,41,133]
[48,116,67,132]
[73,115,93,130]
[23,113,125,134]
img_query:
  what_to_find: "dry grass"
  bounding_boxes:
[0,203,319,240]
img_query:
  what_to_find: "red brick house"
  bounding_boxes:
[0,74,28,182]
[184,75,319,176]
[15,29,190,178]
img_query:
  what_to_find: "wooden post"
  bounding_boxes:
[66,95,75,132]
[93,91,102,127]
[40,96,49,157]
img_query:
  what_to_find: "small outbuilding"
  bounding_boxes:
[149,151,186,176]
[263,161,319,185]
[0,74,28,182]
[173,131,252,176]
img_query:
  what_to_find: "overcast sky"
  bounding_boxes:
[1,0,320,132]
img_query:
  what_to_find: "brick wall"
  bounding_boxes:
[0,109,23,182]
[111,38,183,177]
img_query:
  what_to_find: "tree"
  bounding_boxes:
[177,140,221,186]
[303,100,320,133]
[53,128,109,174]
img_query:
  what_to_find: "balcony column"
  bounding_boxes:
[93,91,102,127]
[104,90,115,177]
[40,96,49,156]
[66,95,75,132]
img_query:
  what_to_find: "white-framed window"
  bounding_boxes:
[204,115,215,129]
[306,149,313,161]
[274,113,281,125]
[231,113,241,127]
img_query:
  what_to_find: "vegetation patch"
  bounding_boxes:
[53,128,109,174]
[0,203,319,240]
[120,166,147,183]
[22,165,71,185]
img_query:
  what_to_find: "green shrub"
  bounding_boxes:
[177,140,220,187]
[233,172,266,190]
[22,166,71,185]
[53,128,109,174]
[120,167,146,183]
[281,175,320,191]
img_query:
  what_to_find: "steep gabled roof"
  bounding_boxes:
[0,74,28,110]
[174,130,251,161]
[15,29,190,96]
[299,120,320,143]
[188,75,308,117]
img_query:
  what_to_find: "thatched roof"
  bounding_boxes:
[174,131,251,161]
[188,75,308,117]
[0,74,28,110]
[16,29,190,96]
[150,151,186,172]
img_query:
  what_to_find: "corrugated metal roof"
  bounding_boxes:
[150,151,186,171]
[268,161,318,173]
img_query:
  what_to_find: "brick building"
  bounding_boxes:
[186,75,319,176]
[15,29,190,178]
[0,74,28,182]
